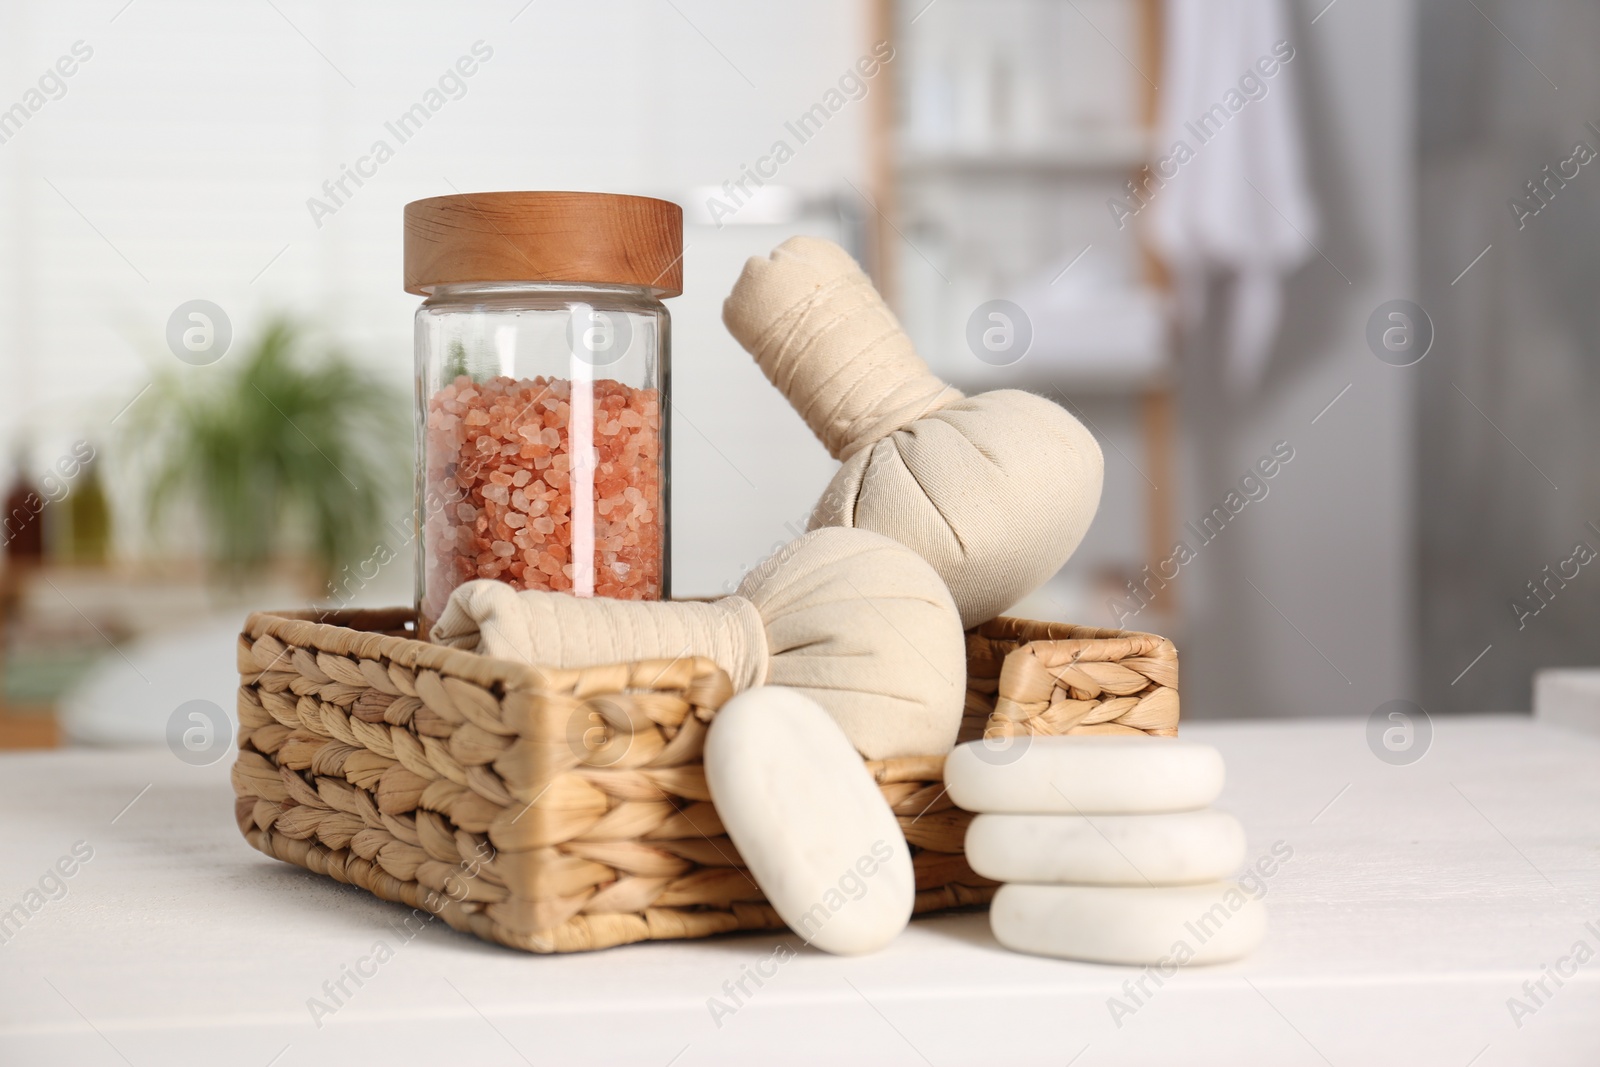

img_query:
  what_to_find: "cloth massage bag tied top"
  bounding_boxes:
[432,526,964,760]
[722,237,1105,628]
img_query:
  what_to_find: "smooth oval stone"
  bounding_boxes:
[704,686,914,955]
[991,883,1266,966]
[945,736,1225,814]
[965,810,1247,885]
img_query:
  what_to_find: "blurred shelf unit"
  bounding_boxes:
[2,559,316,639]
[0,559,317,747]
[929,283,1169,395]
[899,128,1153,177]
[871,0,1176,620]
[878,0,1167,394]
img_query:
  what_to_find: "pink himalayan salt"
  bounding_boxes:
[422,374,663,624]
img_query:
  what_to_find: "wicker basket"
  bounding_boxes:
[232,608,1178,953]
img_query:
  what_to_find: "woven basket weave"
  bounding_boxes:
[232,608,1178,953]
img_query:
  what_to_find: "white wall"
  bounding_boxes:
[0,0,875,592]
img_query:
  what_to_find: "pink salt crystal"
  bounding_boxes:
[423,373,664,617]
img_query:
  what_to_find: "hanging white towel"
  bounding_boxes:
[1147,0,1317,390]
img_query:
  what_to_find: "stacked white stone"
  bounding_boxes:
[946,737,1266,966]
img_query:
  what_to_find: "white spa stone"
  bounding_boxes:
[964,810,1247,885]
[990,883,1267,966]
[703,685,915,955]
[944,736,1225,814]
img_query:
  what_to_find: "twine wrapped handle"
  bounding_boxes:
[722,237,961,461]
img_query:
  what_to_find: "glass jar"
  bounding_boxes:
[404,192,680,629]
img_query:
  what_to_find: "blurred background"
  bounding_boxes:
[0,0,1592,749]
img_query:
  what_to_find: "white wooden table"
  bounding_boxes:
[2,715,1597,1066]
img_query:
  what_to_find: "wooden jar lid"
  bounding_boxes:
[403,191,683,297]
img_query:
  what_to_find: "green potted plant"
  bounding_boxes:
[126,317,407,588]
